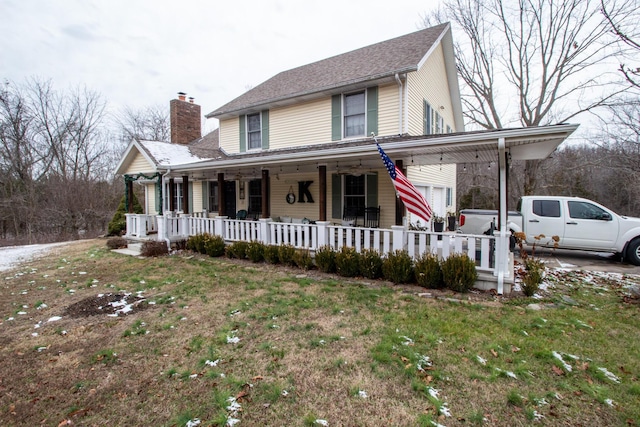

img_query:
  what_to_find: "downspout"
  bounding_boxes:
[496,138,507,294]
[161,168,172,250]
[395,73,404,135]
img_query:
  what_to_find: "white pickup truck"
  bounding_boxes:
[458,196,640,265]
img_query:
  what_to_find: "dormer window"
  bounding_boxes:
[344,92,365,137]
[247,113,262,150]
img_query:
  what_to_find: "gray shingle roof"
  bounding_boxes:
[207,23,450,118]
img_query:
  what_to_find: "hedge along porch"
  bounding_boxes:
[123,124,578,294]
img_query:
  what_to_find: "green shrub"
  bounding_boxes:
[247,241,266,263]
[414,253,444,289]
[359,249,383,279]
[107,194,143,236]
[141,240,168,257]
[186,234,205,253]
[204,235,226,257]
[226,241,248,259]
[522,258,544,297]
[264,245,280,264]
[106,236,128,250]
[278,244,296,266]
[314,245,336,273]
[441,253,477,292]
[335,246,361,277]
[382,250,414,284]
[293,249,313,270]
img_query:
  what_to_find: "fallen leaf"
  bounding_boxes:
[491,349,498,358]
[252,375,264,381]
[405,363,413,369]
[236,390,249,400]
[577,362,589,371]
[552,366,565,376]
[57,420,72,427]
[511,346,520,353]
[400,356,410,363]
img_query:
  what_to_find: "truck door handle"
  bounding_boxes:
[529,219,539,223]
[566,221,578,225]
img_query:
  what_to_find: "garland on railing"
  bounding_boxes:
[124,172,163,214]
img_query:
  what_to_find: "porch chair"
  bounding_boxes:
[236,209,248,220]
[364,206,381,228]
[342,206,361,227]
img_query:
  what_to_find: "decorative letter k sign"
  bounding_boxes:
[297,181,314,203]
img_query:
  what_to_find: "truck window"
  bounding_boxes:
[532,200,560,217]
[568,201,608,220]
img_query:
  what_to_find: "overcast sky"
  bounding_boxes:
[1,0,439,132]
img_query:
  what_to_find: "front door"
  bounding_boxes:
[224,181,236,218]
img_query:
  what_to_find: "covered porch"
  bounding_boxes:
[123,124,579,294]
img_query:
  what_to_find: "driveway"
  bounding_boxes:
[517,247,640,275]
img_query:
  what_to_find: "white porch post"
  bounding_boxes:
[316,221,330,247]
[214,216,227,240]
[180,214,190,238]
[494,137,509,295]
[156,215,167,242]
[391,225,405,252]
[259,219,271,245]
[125,214,133,237]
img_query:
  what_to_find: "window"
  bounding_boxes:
[446,187,453,207]
[344,92,365,137]
[248,179,262,215]
[568,201,609,220]
[435,112,443,134]
[331,173,378,220]
[208,182,219,212]
[247,113,261,150]
[166,181,184,212]
[532,200,560,217]
[344,175,366,212]
[423,101,432,135]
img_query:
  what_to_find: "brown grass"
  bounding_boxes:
[0,239,638,427]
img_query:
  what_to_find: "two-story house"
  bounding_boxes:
[118,23,464,229]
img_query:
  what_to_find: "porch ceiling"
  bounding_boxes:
[171,124,579,180]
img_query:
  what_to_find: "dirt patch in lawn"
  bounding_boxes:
[63,292,151,318]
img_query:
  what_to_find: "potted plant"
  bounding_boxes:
[446,211,457,231]
[432,215,445,233]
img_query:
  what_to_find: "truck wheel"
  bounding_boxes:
[627,238,640,266]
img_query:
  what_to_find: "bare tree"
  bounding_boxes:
[0,79,120,244]
[601,0,640,88]
[114,104,170,143]
[423,0,631,195]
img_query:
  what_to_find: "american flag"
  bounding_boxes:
[376,143,433,223]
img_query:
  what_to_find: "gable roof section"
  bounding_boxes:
[114,129,221,175]
[208,23,451,119]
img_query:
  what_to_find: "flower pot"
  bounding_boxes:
[447,216,456,231]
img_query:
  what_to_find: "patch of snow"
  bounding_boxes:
[227,397,241,414]
[0,242,69,272]
[226,335,240,344]
[48,316,62,322]
[428,387,439,399]
[400,335,414,346]
[358,390,368,398]
[139,140,211,167]
[205,359,220,367]
[476,355,487,365]
[439,402,451,417]
[552,351,572,372]
[226,418,240,427]
[597,367,620,383]
[604,398,615,407]
[315,420,329,426]
[186,419,201,427]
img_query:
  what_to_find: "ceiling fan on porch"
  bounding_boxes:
[335,160,365,177]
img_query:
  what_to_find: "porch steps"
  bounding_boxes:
[112,242,143,257]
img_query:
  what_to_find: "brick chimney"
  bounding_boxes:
[170,92,201,144]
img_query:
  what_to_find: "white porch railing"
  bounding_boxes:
[124,214,503,277]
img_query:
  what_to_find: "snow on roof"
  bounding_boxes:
[138,140,211,167]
